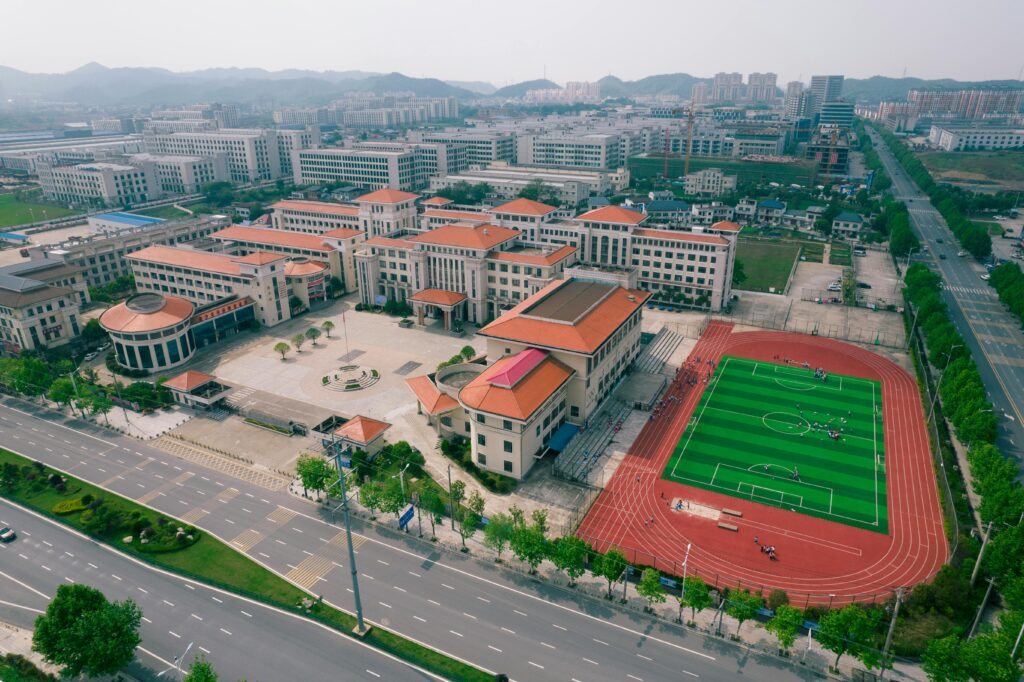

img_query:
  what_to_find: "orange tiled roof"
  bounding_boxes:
[270,200,359,217]
[709,220,741,232]
[408,224,519,250]
[409,288,467,307]
[284,259,327,277]
[576,205,647,225]
[364,236,413,249]
[459,352,574,420]
[163,370,216,392]
[334,415,391,444]
[422,209,489,222]
[99,294,194,334]
[405,376,459,415]
[235,252,288,265]
[323,228,364,240]
[633,228,728,245]
[212,225,332,252]
[479,280,650,354]
[486,245,577,266]
[129,245,245,276]
[355,189,420,204]
[421,196,453,206]
[488,198,558,216]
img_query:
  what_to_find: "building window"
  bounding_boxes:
[503,419,512,431]
[570,405,580,417]
[503,440,513,453]
[503,460,513,473]
[477,453,486,466]
[476,413,485,424]
[477,434,486,446]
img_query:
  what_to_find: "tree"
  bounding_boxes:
[483,512,513,561]
[766,604,804,654]
[450,479,466,509]
[322,320,335,338]
[379,478,406,520]
[82,318,107,344]
[273,341,290,360]
[291,333,306,352]
[726,590,763,636]
[202,181,235,207]
[509,519,548,574]
[593,549,626,599]
[33,584,141,678]
[921,635,969,682]
[47,377,79,410]
[295,454,332,497]
[731,259,747,286]
[551,536,588,586]
[680,575,712,621]
[360,482,383,518]
[817,605,884,670]
[459,345,475,360]
[636,568,666,611]
[418,485,445,538]
[183,655,218,682]
[88,391,114,425]
[305,327,321,346]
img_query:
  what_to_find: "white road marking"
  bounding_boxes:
[593,638,608,646]
[501,627,515,634]
[637,653,652,661]
[379,602,392,609]
[169,630,181,639]
[40,565,51,572]
[627,675,643,681]
[441,583,454,590]
[428,599,441,606]
[258,553,270,559]
[162,600,174,607]
[198,647,210,654]
[87,563,98,569]
[413,615,426,622]
[394,586,406,593]
[552,623,567,630]
[528,661,544,669]
[366,670,380,679]
[513,609,527,617]
[211,597,223,604]
[190,613,203,621]
[488,645,502,653]
[240,610,252,618]
[476,596,490,603]
[449,630,463,637]
[142,617,152,624]
[274,539,286,545]
[137,587,148,594]
[541,642,555,649]
[376,559,389,566]
[219,628,231,635]
[111,574,122,581]
[408,571,421,578]
[463,612,476,620]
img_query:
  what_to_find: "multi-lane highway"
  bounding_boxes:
[0,399,820,682]
[870,129,1024,472]
[0,498,439,681]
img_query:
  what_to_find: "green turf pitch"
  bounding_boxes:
[663,355,888,533]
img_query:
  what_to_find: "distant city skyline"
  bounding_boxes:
[3,0,1023,86]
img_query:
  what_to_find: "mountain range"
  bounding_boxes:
[1,63,1021,107]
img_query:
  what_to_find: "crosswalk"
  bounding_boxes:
[947,285,995,297]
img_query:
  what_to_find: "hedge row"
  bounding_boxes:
[989,261,1024,327]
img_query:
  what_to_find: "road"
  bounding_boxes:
[0,399,824,682]
[0,498,439,681]
[870,129,1024,472]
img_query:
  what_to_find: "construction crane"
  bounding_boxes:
[662,107,696,179]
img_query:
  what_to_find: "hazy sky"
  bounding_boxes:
[4,0,1022,85]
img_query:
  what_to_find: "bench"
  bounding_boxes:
[717,522,739,532]
[721,508,743,517]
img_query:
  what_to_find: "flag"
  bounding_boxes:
[829,151,839,165]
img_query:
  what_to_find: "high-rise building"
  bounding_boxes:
[819,101,855,130]
[907,89,1024,119]
[809,75,844,113]
[784,81,804,118]
[747,73,778,102]
[712,73,744,102]
[691,82,709,105]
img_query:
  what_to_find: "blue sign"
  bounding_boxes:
[659,576,679,590]
[374,295,387,306]
[398,505,415,530]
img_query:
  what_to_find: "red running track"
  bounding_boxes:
[577,322,947,605]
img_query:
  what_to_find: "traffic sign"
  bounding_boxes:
[398,504,415,530]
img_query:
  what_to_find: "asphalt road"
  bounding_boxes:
[870,129,1024,472]
[0,399,824,682]
[0,497,440,681]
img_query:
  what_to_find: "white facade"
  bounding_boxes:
[37,160,162,207]
[928,125,1024,151]
[143,128,285,182]
[684,168,737,198]
[292,147,422,190]
[515,134,622,170]
[128,153,229,195]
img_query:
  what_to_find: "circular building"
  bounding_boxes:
[100,293,195,372]
[284,257,328,309]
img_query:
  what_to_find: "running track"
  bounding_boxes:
[577,322,947,605]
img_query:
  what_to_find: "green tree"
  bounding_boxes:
[305,327,321,346]
[636,568,666,611]
[482,512,513,561]
[87,391,114,425]
[321,320,335,338]
[273,341,290,360]
[766,604,804,654]
[295,454,332,497]
[726,590,763,636]
[459,345,475,360]
[551,536,588,586]
[360,482,383,517]
[450,479,466,509]
[921,635,969,682]
[291,333,306,352]
[817,604,884,670]
[593,548,626,598]
[82,318,107,344]
[32,584,141,678]
[202,181,236,207]
[681,575,712,621]
[731,259,747,286]
[47,377,79,410]
[379,478,406,519]
[457,491,483,548]
[15,357,54,396]
[509,519,548,574]
[417,484,445,538]
[183,655,218,682]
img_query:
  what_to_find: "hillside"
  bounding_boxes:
[491,79,560,98]
[843,76,1024,103]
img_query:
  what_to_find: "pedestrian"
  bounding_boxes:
[636,475,641,483]
[661,491,665,499]
[764,464,769,472]
[754,535,759,544]
[650,516,655,525]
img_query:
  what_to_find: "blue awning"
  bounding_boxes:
[547,423,579,453]
[0,232,29,242]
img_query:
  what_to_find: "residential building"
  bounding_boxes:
[784,81,804,118]
[712,73,744,102]
[908,89,1024,119]
[832,212,865,240]
[0,260,87,354]
[684,168,737,198]
[354,189,420,237]
[428,163,627,206]
[689,202,735,225]
[127,153,229,195]
[37,160,161,207]
[143,128,287,182]
[515,134,622,170]
[747,73,777,102]
[809,75,844,113]
[30,214,230,287]
[642,200,691,224]
[806,134,851,176]
[276,127,320,177]
[691,82,709,105]
[928,125,1024,151]
[127,245,291,327]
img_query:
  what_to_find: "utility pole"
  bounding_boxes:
[927,344,962,424]
[881,588,903,679]
[970,521,994,587]
[328,438,368,635]
[679,542,692,622]
[969,577,997,638]
[1012,616,1024,660]
[447,464,456,531]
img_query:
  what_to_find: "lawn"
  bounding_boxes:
[663,356,887,532]
[129,204,195,219]
[629,156,818,186]
[735,239,801,293]
[0,448,491,682]
[0,194,81,229]
[829,242,852,266]
[917,150,1024,190]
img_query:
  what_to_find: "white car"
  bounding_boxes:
[980,274,990,281]
[0,527,16,543]
[827,283,843,292]
[84,352,98,361]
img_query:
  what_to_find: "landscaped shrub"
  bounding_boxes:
[52,498,89,515]
[439,438,517,494]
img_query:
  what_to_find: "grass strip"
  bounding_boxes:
[0,448,490,682]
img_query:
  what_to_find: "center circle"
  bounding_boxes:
[762,411,810,435]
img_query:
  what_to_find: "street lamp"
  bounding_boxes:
[827,593,836,610]
[326,435,368,635]
[926,344,963,424]
[392,462,410,504]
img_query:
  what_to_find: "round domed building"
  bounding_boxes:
[99,293,195,372]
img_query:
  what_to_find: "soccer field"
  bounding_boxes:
[663,355,888,533]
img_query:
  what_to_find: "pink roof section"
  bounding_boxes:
[485,348,547,388]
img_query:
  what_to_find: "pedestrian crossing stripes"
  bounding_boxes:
[265,506,298,525]
[948,285,995,297]
[327,530,367,551]
[215,487,240,504]
[136,471,194,506]
[179,507,209,525]
[230,528,264,552]
[285,555,335,589]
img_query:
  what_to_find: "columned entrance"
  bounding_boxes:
[409,288,468,332]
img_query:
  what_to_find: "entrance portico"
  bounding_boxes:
[409,288,467,331]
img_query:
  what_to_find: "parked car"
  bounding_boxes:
[936,238,944,243]
[827,283,842,292]
[856,282,872,289]
[84,352,98,361]
[957,251,966,257]
[0,527,16,543]
[98,342,111,351]
[981,274,990,281]
[939,254,947,260]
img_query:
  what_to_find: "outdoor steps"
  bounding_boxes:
[322,369,379,392]
[634,328,683,375]
[557,398,632,482]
